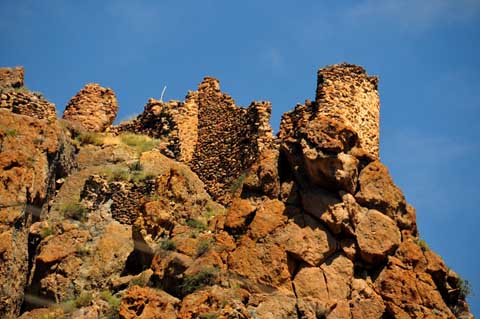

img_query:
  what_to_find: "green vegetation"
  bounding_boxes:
[76,244,91,256]
[180,267,218,295]
[5,129,18,137]
[100,290,121,318]
[186,218,207,231]
[103,163,156,183]
[75,132,104,146]
[414,238,430,252]
[200,313,218,319]
[196,238,213,257]
[160,239,176,251]
[75,292,94,307]
[456,277,473,299]
[60,202,89,222]
[41,226,54,238]
[120,133,160,153]
[229,173,247,193]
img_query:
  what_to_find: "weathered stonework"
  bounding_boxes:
[0,67,56,121]
[0,91,57,121]
[63,83,118,132]
[0,66,24,88]
[116,77,273,204]
[315,63,380,158]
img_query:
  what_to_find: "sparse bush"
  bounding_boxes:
[100,290,121,317]
[200,313,218,319]
[160,239,176,251]
[414,238,429,252]
[196,239,213,257]
[120,133,160,153]
[5,129,18,137]
[229,173,247,193]
[75,132,104,146]
[186,219,207,231]
[180,267,218,295]
[41,226,54,238]
[105,167,130,182]
[456,277,473,299]
[60,202,89,222]
[75,292,93,307]
[76,244,91,256]
[128,161,143,172]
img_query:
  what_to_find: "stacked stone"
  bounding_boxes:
[114,76,273,204]
[0,66,24,88]
[246,101,274,152]
[63,83,118,132]
[189,77,273,204]
[0,66,57,121]
[0,91,57,121]
[315,63,380,158]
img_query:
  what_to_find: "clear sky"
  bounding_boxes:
[1,0,479,315]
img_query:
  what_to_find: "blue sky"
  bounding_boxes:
[1,0,479,314]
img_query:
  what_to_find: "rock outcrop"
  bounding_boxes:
[63,83,118,132]
[0,64,474,319]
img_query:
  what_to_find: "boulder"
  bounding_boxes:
[355,209,401,264]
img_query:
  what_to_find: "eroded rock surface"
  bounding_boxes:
[63,83,118,132]
[0,65,473,319]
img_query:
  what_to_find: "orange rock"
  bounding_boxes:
[63,83,118,132]
[119,286,179,319]
[356,209,401,264]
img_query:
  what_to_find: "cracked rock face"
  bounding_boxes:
[2,64,474,319]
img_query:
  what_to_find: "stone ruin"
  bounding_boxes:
[118,63,380,203]
[63,83,119,132]
[0,66,56,121]
[315,63,380,158]
[117,77,274,203]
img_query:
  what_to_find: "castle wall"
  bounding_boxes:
[189,77,273,203]
[315,64,380,158]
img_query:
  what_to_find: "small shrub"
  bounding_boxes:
[160,239,176,251]
[5,129,18,137]
[186,219,207,231]
[41,226,54,238]
[60,202,89,222]
[100,290,121,317]
[229,173,247,193]
[76,244,91,256]
[456,277,473,299]
[196,239,213,257]
[75,132,104,146]
[128,161,143,172]
[130,171,157,183]
[200,313,218,319]
[120,133,160,153]
[414,238,429,252]
[180,267,218,295]
[75,292,93,307]
[105,167,130,182]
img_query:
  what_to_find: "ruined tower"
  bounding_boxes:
[315,63,380,158]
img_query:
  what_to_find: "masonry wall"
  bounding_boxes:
[116,77,273,204]
[189,77,273,203]
[315,63,380,158]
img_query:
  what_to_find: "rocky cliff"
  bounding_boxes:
[0,64,473,319]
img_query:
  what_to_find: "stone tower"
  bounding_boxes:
[315,63,380,158]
